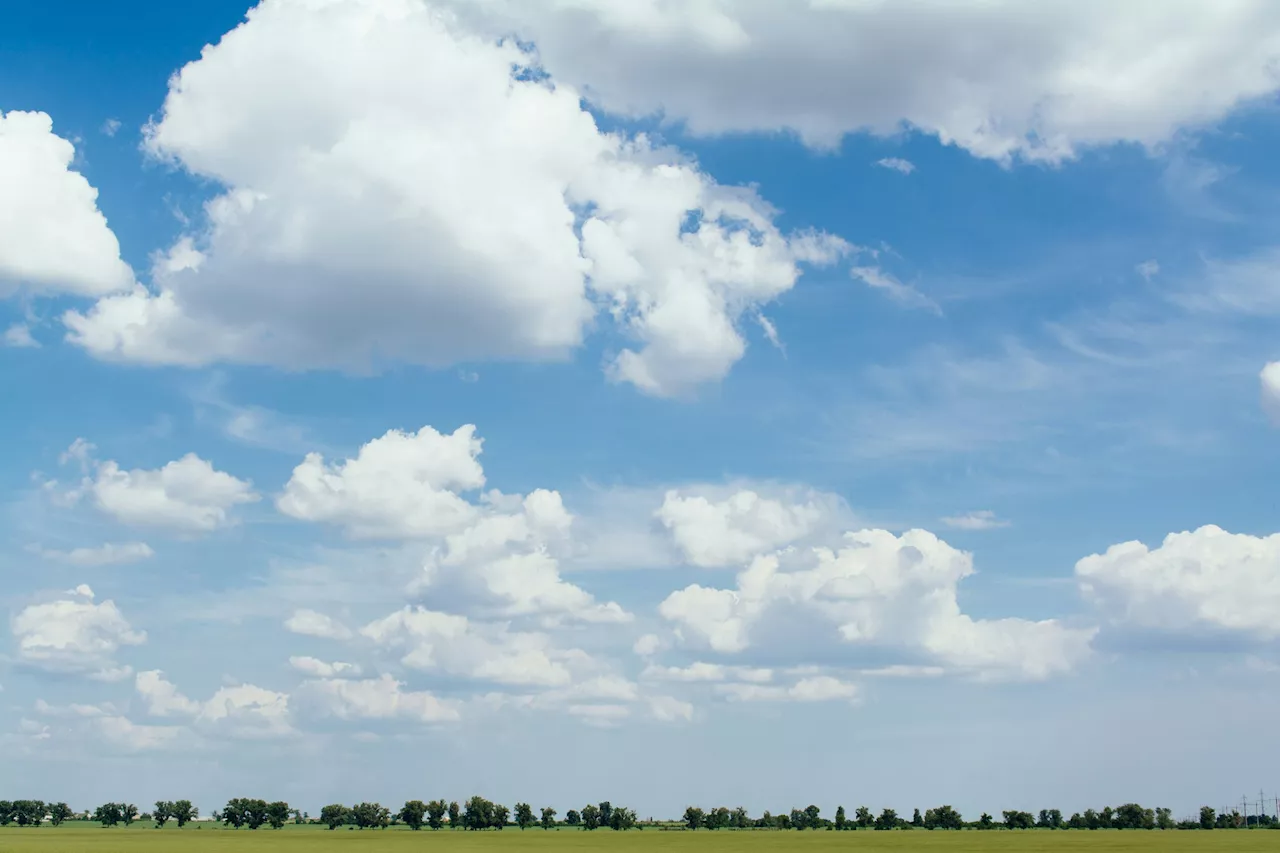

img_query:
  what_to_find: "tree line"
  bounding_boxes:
[1,797,1274,830]
[679,802,1275,831]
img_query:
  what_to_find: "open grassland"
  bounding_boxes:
[1,825,1278,852]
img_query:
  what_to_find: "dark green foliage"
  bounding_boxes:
[426,800,448,830]
[154,801,172,828]
[912,808,923,827]
[351,802,390,829]
[924,805,963,830]
[399,800,426,830]
[266,801,291,829]
[514,802,535,829]
[834,805,846,830]
[539,806,557,829]
[564,809,581,827]
[580,803,601,830]
[1037,808,1064,829]
[874,807,899,830]
[1003,810,1035,830]
[682,806,704,830]
[1201,806,1217,829]
[93,803,123,827]
[855,806,873,828]
[48,803,72,826]
[172,800,196,827]
[448,801,460,829]
[319,804,349,830]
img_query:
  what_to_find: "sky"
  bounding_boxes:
[2,0,1280,822]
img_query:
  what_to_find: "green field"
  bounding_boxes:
[1,825,1277,852]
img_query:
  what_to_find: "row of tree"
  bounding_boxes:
[679,803,1272,831]
[4,797,1274,831]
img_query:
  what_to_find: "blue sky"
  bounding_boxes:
[2,0,1280,821]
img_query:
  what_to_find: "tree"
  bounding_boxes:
[48,803,72,827]
[1068,813,1085,829]
[221,799,246,829]
[172,801,196,828]
[492,804,510,829]
[267,802,291,830]
[683,806,704,830]
[854,806,873,829]
[912,808,924,827]
[598,801,613,829]
[805,805,822,829]
[1099,806,1114,828]
[1002,810,1035,830]
[610,807,637,831]
[1112,803,1153,830]
[977,813,995,830]
[705,807,730,830]
[1156,808,1174,830]
[426,800,448,830]
[1037,808,1063,829]
[448,801,460,829]
[1084,808,1100,830]
[834,805,847,830]
[12,801,46,826]
[94,803,123,827]
[924,805,963,830]
[400,800,426,831]
[352,802,390,829]
[790,808,806,830]
[245,800,269,830]
[565,809,581,827]
[122,804,138,826]
[874,808,898,830]
[462,796,494,831]
[733,807,750,829]
[540,806,557,829]
[581,803,601,830]
[319,804,349,830]
[1200,806,1216,830]
[154,801,173,828]
[514,802,535,830]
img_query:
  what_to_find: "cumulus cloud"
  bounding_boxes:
[660,528,1095,681]
[284,609,353,640]
[299,674,460,723]
[33,541,154,567]
[641,662,773,684]
[939,510,1010,531]
[55,441,258,533]
[135,671,293,738]
[1076,524,1280,640]
[282,424,628,623]
[63,0,843,397]
[0,110,133,296]
[716,675,859,704]
[11,586,145,678]
[447,0,1280,162]
[656,487,845,568]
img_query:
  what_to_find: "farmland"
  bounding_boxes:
[0,825,1277,852]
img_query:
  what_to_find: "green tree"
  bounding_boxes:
[610,807,637,831]
[733,807,750,829]
[565,809,581,827]
[1067,813,1085,829]
[924,805,963,830]
[539,806,557,829]
[266,802,290,830]
[1112,803,1153,830]
[805,805,822,829]
[977,813,995,830]
[1037,808,1064,829]
[683,806,704,830]
[221,799,246,829]
[1156,808,1174,830]
[426,800,448,830]
[912,808,923,827]
[598,801,613,828]
[352,802,390,829]
[1200,806,1216,830]
[1099,806,1114,828]
[492,804,509,829]
[581,804,601,830]
[171,801,196,828]
[400,800,426,830]
[122,804,138,826]
[834,805,847,830]
[154,801,172,828]
[1002,810,1035,830]
[514,802,535,829]
[94,803,123,827]
[48,803,73,827]
[1084,808,1100,829]
[12,801,46,826]
[448,801,460,829]
[855,806,873,829]
[319,804,349,830]
[874,808,898,830]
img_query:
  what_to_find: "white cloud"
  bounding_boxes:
[360,607,581,688]
[0,110,133,296]
[632,633,665,657]
[11,588,145,678]
[288,656,361,678]
[656,487,843,568]
[875,157,915,174]
[284,609,353,640]
[34,542,154,567]
[283,425,628,623]
[850,265,941,314]
[134,671,293,739]
[100,118,122,137]
[3,324,38,348]
[34,699,115,718]
[97,716,182,751]
[647,695,694,722]
[1136,259,1160,280]
[1261,362,1280,424]
[715,675,859,704]
[641,662,772,684]
[277,425,484,539]
[300,674,460,723]
[63,0,843,397]
[567,704,631,728]
[1076,524,1280,639]
[57,442,258,533]
[448,1,1280,162]
[939,510,1011,531]
[660,528,1095,681]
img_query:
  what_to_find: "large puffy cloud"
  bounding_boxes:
[281,424,628,623]
[11,585,145,679]
[447,0,1280,162]
[656,487,845,567]
[660,528,1095,681]
[0,110,133,296]
[64,0,844,396]
[135,670,294,739]
[58,441,258,533]
[1076,524,1280,640]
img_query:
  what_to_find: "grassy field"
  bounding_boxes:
[1,824,1277,852]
